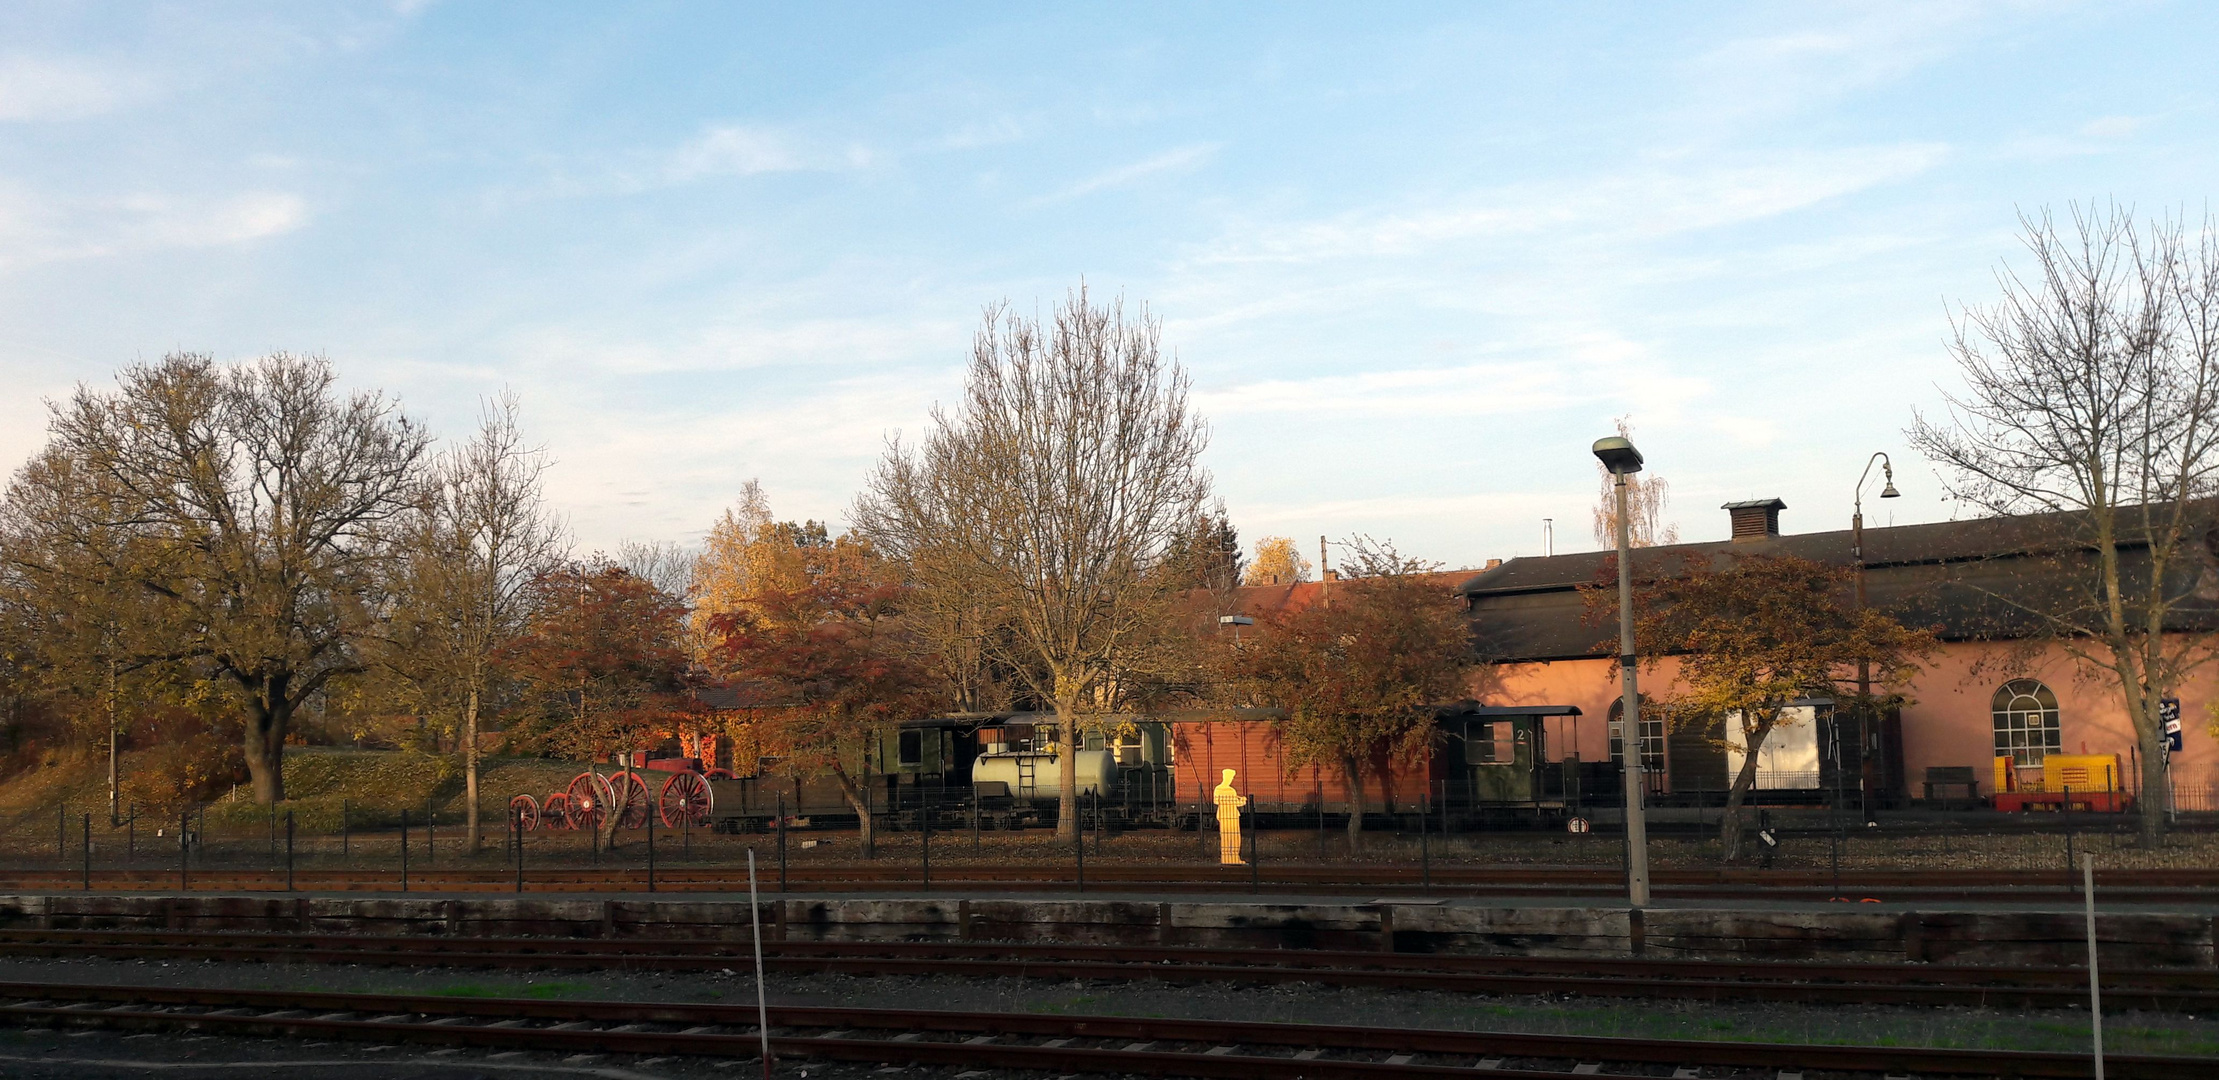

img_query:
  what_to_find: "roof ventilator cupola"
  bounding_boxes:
[1722,498,1785,542]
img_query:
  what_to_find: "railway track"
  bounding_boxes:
[2,928,2211,1013]
[11,863,2218,901]
[0,978,2201,1079]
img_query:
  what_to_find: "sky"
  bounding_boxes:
[3,1,2215,571]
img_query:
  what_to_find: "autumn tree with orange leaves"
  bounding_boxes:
[1222,540,1472,850]
[503,559,700,844]
[710,532,944,856]
[1593,553,1934,862]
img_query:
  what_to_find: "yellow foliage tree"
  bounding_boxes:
[1242,535,1312,586]
[687,480,829,657]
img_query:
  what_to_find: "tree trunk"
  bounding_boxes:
[1342,755,1366,853]
[464,686,481,854]
[1719,712,1775,862]
[240,684,290,805]
[832,765,875,857]
[2130,684,2169,846]
[1053,699,1080,845]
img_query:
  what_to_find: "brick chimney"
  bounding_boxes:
[1722,498,1786,542]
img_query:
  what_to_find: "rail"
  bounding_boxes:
[0,979,2205,1079]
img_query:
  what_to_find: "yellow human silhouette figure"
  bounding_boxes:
[1213,768,1248,865]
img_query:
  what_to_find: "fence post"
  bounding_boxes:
[921,794,931,891]
[646,786,657,894]
[341,799,349,857]
[514,811,524,894]
[81,813,91,891]
[1420,798,1430,890]
[1075,812,1085,894]
[427,801,435,867]
[1248,805,1259,894]
[285,812,295,893]
[270,802,277,863]
[126,805,135,870]
[57,804,65,862]
[776,794,788,894]
[400,808,410,893]
[179,810,190,893]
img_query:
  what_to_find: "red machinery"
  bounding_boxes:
[509,755,733,833]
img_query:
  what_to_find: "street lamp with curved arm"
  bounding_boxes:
[1849,451,1901,821]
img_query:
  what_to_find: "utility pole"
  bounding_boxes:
[1593,435,1651,908]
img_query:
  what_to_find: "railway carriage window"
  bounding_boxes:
[1992,679,2061,767]
[898,730,923,768]
[1466,721,1517,765]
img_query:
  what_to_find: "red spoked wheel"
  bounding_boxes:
[540,792,575,829]
[508,794,540,832]
[608,771,653,829]
[565,772,613,832]
[660,771,712,828]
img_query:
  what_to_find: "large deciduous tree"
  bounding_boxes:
[381,393,567,850]
[1603,553,1934,861]
[855,287,1213,843]
[1910,204,2219,844]
[1224,540,1473,849]
[1242,536,1311,586]
[710,530,942,855]
[5,353,429,804]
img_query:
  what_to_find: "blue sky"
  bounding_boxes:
[3,2,2214,569]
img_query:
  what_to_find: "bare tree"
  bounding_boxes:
[1910,204,2219,844]
[14,353,429,803]
[1592,417,1678,548]
[385,393,567,849]
[619,539,697,605]
[856,287,1213,843]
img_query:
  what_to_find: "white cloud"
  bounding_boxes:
[0,54,156,122]
[1032,143,1218,204]
[1188,144,1947,267]
[0,188,307,269]
[2079,115,2147,139]
[663,125,807,183]
[1197,332,1708,421]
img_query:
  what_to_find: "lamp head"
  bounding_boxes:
[1880,460,1899,499]
[1591,436,1644,475]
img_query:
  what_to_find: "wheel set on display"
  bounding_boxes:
[510,767,722,832]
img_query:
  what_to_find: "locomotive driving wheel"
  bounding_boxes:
[608,771,653,829]
[540,792,574,829]
[659,771,712,828]
[565,772,613,832]
[508,793,540,832]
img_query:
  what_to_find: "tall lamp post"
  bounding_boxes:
[1851,453,1900,822]
[1593,435,1651,907]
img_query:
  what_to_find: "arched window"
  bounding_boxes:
[1608,697,1665,773]
[1992,679,2061,766]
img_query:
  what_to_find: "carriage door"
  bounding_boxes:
[1468,719,1534,803]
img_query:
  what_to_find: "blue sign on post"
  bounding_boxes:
[2160,697,2183,753]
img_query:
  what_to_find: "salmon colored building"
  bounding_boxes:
[1457,499,2219,814]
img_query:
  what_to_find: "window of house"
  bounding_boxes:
[897,729,923,768]
[1608,699,1665,773]
[1992,679,2061,766]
